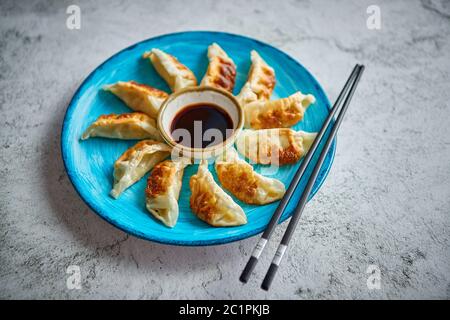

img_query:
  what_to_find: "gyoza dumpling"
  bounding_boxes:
[200,43,236,92]
[110,140,171,198]
[145,158,190,227]
[190,160,247,227]
[244,91,316,129]
[81,112,161,141]
[103,81,169,118]
[236,50,275,106]
[143,49,197,92]
[235,128,316,166]
[215,148,285,204]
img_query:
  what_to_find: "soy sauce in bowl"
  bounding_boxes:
[170,103,233,149]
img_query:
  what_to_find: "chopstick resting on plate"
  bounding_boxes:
[239,64,365,290]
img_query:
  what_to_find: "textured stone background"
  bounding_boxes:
[0,0,449,299]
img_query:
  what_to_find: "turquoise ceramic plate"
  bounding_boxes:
[61,31,335,246]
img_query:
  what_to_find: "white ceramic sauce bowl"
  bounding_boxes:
[157,86,244,160]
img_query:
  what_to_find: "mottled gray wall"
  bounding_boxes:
[0,0,449,299]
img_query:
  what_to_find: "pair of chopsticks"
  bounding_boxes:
[239,64,365,291]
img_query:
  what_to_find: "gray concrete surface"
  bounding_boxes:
[0,0,449,299]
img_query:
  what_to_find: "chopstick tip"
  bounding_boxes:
[239,274,249,284]
[239,256,258,284]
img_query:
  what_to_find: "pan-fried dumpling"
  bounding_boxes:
[190,160,247,227]
[244,91,316,129]
[237,50,275,106]
[145,158,190,227]
[200,43,236,92]
[215,148,285,204]
[103,81,169,118]
[235,128,316,166]
[110,140,171,198]
[143,49,197,92]
[81,112,161,141]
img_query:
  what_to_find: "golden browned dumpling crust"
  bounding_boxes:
[81,112,161,140]
[201,43,236,92]
[216,162,258,201]
[116,140,167,163]
[235,129,317,166]
[146,160,177,198]
[104,81,168,118]
[189,161,247,227]
[127,81,168,98]
[237,50,276,105]
[143,49,197,92]
[244,92,315,129]
[145,158,190,228]
[215,148,285,204]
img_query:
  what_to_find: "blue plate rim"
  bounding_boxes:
[60,30,336,246]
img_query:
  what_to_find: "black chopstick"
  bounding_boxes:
[239,64,362,284]
[261,65,365,290]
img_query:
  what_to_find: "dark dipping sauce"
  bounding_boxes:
[170,103,234,149]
